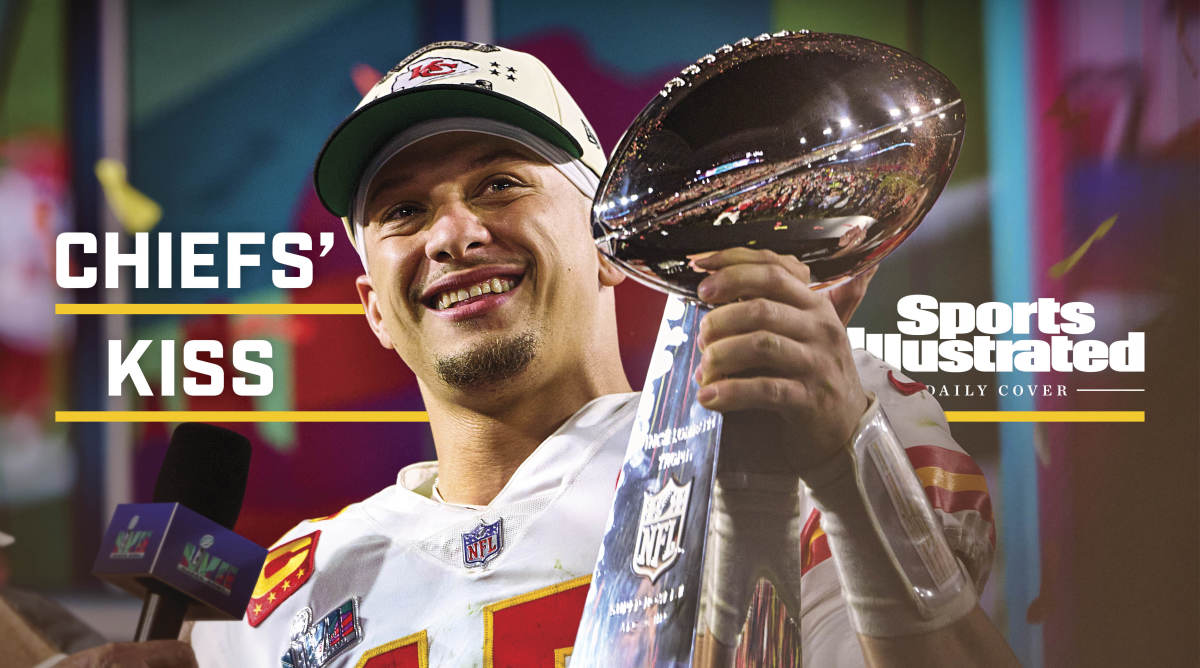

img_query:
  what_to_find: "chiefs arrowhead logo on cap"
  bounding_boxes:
[389,56,479,93]
[246,530,320,627]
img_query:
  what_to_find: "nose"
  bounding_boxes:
[424,200,492,263]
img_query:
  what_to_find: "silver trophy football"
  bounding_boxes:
[571,31,965,666]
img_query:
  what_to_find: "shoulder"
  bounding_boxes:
[192,487,413,664]
[238,499,382,630]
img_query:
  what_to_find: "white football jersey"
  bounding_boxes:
[191,352,993,667]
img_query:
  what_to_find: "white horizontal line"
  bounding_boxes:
[1076,388,1145,392]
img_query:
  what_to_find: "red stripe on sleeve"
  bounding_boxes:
[803,535,831,575]
[800,509,820,546]
[800,510,833,575]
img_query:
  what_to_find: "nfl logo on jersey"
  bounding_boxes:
[462,518,504,568]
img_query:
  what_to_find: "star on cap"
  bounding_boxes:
[490,68,499,75]
[489,61,499,67]
[507,74,516,81]
[507,66,515,73]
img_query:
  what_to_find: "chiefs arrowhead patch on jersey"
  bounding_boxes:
[246,530,320,627]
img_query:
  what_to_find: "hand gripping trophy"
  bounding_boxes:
[571,31,966,666]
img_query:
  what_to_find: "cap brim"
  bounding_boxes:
[314,85,584,218]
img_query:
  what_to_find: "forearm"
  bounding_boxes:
[805,395,1015,665]
[857,605,1019,668]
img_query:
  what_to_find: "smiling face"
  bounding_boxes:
[354,132,623,397]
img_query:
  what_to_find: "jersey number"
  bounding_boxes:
[354,576,591,667]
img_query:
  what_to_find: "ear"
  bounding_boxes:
[355,273,395,350]
[596,250,626,288]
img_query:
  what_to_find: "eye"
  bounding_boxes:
[479,175,523,195]
[380,203,422,223]
[383,203,418,220]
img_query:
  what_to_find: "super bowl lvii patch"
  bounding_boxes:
[280,598,362,668]
[462,518,504,568]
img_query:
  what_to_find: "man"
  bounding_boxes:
[183,40,1010,666]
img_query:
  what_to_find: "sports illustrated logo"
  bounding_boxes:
[462,518,504,568]
[392,56,478,92]
[847,296,1145,374]
[633,477,692,582]
[280,598,363,668]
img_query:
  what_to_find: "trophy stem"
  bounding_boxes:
[572,298,723,665]
[573,298,803,666]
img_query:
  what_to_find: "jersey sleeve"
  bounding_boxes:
[849,349,995,591]
[798,352,996,592]
[791,352,995,663]
[190,618,244,668]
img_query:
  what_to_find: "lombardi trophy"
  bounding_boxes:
[571,31,966,666]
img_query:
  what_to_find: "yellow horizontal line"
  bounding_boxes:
[945,410,1143,422]
[55,410,428,423]
[57,409,1142,424]
[55,304,364,315]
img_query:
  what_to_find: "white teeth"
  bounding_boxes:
[434,277,517,309]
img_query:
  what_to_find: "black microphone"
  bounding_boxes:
[134,423,251,641]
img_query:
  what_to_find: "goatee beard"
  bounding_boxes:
[435,331,538,388]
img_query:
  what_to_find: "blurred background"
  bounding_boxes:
[0,0,1195,665]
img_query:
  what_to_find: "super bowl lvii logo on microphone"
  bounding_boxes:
[111,514,152,560]
[178,537,240,596]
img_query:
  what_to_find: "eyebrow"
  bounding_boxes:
[366,148,542,202]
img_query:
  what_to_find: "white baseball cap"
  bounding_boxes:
[314,40,607,247]
[0,530,13,547]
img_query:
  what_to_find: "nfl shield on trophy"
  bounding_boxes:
[570,32,965,666]
[632,477,693,583]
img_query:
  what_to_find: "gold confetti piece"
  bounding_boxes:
[1048,214,1117,279]
[95,158,162,233]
